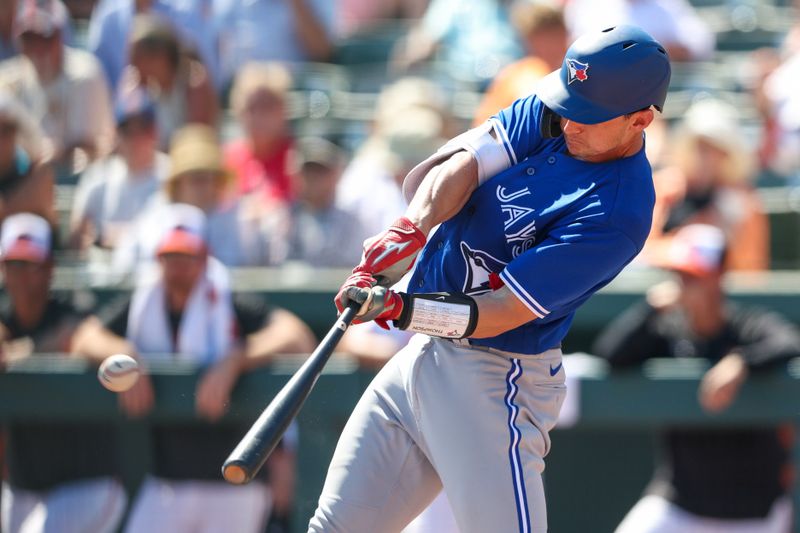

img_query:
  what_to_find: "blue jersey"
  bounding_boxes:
[406,94,655,354]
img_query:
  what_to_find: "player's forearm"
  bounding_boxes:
[404,151,478,234]
[469,286,538,338]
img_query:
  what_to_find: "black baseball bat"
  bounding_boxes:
[222,300,361,484]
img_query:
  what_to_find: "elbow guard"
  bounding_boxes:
[394,292,478,339]
[403,120,515,202]
[447,120,515,184]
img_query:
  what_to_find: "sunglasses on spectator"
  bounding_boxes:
[2,260,48,272]
[19,32,59,45]
[119,116,155,136]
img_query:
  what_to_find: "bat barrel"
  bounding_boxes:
[222,303,360,484]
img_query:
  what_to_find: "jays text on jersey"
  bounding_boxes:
[407,94,655,354]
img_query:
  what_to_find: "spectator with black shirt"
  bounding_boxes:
[594,223,800,533]
[0,212,126,533]
[72,203,315,533]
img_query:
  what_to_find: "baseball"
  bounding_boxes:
[98,354,140,392]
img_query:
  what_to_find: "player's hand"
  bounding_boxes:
[357,217,426,286]
[196,354,242,422]
[347,286,406,330]
[698,353,748,413]
[119,369,155,418]
[335,270,376,314]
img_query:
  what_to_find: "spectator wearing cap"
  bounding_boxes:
[0,212,127,533]
[0,92,54,225]
[594,224,800,533]
[69,87,167,252]
[114,123,281,271]
[644,98,769,271]
[121,13,218,151]
[0,0,114,173]
[88,0,222,94]
[72,203,315,533]
[224,62,296,209]
[271,137,363,267]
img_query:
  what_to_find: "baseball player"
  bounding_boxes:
[310,25,672,533]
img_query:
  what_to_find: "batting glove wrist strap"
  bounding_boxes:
[358,217,427,287]
[394,292,478,339]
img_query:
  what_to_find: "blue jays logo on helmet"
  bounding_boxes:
[566,58,589,84]
[460,242,507,296]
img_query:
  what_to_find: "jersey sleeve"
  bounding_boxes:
[499,223,638,320]
[490,93,546,165]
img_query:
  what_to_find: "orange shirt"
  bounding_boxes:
[472,56,552,126]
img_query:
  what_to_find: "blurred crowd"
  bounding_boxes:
[0,0,799,531]
[0,0,795,275]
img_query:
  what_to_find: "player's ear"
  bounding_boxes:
[630,108,654,131]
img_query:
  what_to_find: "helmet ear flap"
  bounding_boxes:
[540,105,562,139]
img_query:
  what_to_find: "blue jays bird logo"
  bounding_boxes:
[461,242,508,296]
[566,58,589,84]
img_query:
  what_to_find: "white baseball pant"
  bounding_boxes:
[309,334,567,533]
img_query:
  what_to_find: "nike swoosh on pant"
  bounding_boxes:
[549,363,563,377]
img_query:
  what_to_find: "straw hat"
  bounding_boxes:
[165,124,232,199]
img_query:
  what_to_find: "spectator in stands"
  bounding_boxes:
[72,203,315,533]
[225,62,296,209]
[0,92,54,224]
[88,0,222,93]
[472,2,568,124]
[565,0,714,62]
[277,137,362,267]
[754,47,800,183]
[123,13,218,150]
[392,0,523,85]
[214,0,334,90]
[336,0,428,39]
[337,103,446,239]
[0,0,115,174]
[643,98,769,271]
[0,213,126,533]
[594,223,799,533]
[114,124,281,270]
[0,1,17,61]
[69,87,167,252]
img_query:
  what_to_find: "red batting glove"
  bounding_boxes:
[358,217,427,286]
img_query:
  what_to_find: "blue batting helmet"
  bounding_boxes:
[537,25,671,125]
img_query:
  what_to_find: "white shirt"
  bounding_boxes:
[72,152,169,247]
[0,47,115,157]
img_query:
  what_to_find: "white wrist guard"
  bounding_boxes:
[394,292,478,339]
